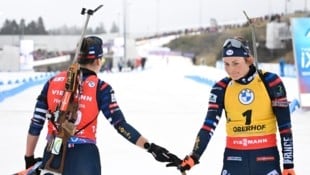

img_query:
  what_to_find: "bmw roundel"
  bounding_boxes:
[238,88,254,105]
[88,81,96,88]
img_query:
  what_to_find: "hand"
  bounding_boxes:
[24,155,42,169]
[282,168,296,175]
[167,155,199,173]
[166,155,182,168]
[147,143,179,163]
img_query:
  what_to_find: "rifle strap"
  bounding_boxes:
[74,78,100,135]
[257,69,274,101]
[75,116,98,135]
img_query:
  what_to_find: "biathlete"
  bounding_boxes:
[24,36,179,175]
[168,36,296,175]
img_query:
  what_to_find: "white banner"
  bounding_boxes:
[20,40,34,71]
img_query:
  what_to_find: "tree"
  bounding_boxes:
[19,19,26,35]
[0,19,19,34]
[0,17,48,35]
[94,23,106,34]
[0,16,107,35]
[110,21,119,34]
[25,21,36,34]
[10,20,19,34]
[0,19,12,34]
[37,17,48,34]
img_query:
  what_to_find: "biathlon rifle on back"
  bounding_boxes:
[42,5,103,174]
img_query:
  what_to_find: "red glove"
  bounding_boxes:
[178,155,199,172]
[282,168,296,175]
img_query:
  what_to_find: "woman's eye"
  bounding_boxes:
[232,62,239,66]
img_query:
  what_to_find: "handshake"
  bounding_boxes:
[147,143,199,174]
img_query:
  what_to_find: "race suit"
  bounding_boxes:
[28,68,143,175]
[191,65,294,175]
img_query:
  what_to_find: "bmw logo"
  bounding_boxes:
[88,81,96,88]
[238,88,254,105]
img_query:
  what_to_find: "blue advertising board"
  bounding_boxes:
[291,17,310,107]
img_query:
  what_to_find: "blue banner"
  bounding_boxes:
[291,17,310,107]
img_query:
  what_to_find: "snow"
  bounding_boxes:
[1,39,309,174]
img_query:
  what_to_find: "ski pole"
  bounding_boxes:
[72,4,103,63]
[243,10,259,69]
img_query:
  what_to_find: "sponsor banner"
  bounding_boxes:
[291,18,310,107]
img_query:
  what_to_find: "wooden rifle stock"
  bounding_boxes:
[44,64,79,173]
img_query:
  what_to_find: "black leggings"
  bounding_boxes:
[41,143,101,175]
[221,147,281,175]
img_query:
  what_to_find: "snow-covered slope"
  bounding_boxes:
[0,37,308,174]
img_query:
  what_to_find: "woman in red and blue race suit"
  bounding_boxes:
[168,37,296,175]
[24,36,178,175]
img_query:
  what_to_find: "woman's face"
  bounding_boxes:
[223,57,250,80]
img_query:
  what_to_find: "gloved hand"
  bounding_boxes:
[25,155,42,169]
[282,168,296,175]
[167,154,199,172]
[147,143,180,163]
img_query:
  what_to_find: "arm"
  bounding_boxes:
[176,78,228,172]
[24,81,49,168]
[25,134,39,157]
[265,73,294,170]
[191,78,227,158]
[97,81,144,146]
[98,81,178,163]
[24,133,42,169]
[136,135,149,149]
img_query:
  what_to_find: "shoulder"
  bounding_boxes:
[208,77,231,104]
[259,70,287,98]
[48,71,67,82]
[210,77,231,95]
[97,79,113,91]
[259,70,283,87]
[213,77,231,89]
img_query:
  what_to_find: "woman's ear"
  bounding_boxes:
[96,58,102,65]
[246,56,255,65]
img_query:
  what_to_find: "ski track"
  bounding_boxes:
[1,57,309,174]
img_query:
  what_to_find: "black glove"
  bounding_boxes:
[25,155,42,169]
[167,154,199,172]
[147,143,180,163]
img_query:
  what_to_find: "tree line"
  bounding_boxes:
[0,17,120,35]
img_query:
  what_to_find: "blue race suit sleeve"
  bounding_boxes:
[28,79,50,136]
[263,72,294,169]
[191,77,230,158]
[97,80,142,144]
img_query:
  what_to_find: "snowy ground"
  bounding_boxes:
[1,38,309,174]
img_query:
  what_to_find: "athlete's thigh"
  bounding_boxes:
[249,147,281,175]
[221,148,250,175]
[64,144,101,175]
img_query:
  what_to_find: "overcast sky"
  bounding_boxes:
[0,0,308,36]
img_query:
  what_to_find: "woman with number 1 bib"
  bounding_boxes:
[168,36,296,175]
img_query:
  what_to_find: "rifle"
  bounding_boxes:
[243,10,259,69]
[42,5,103,174]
